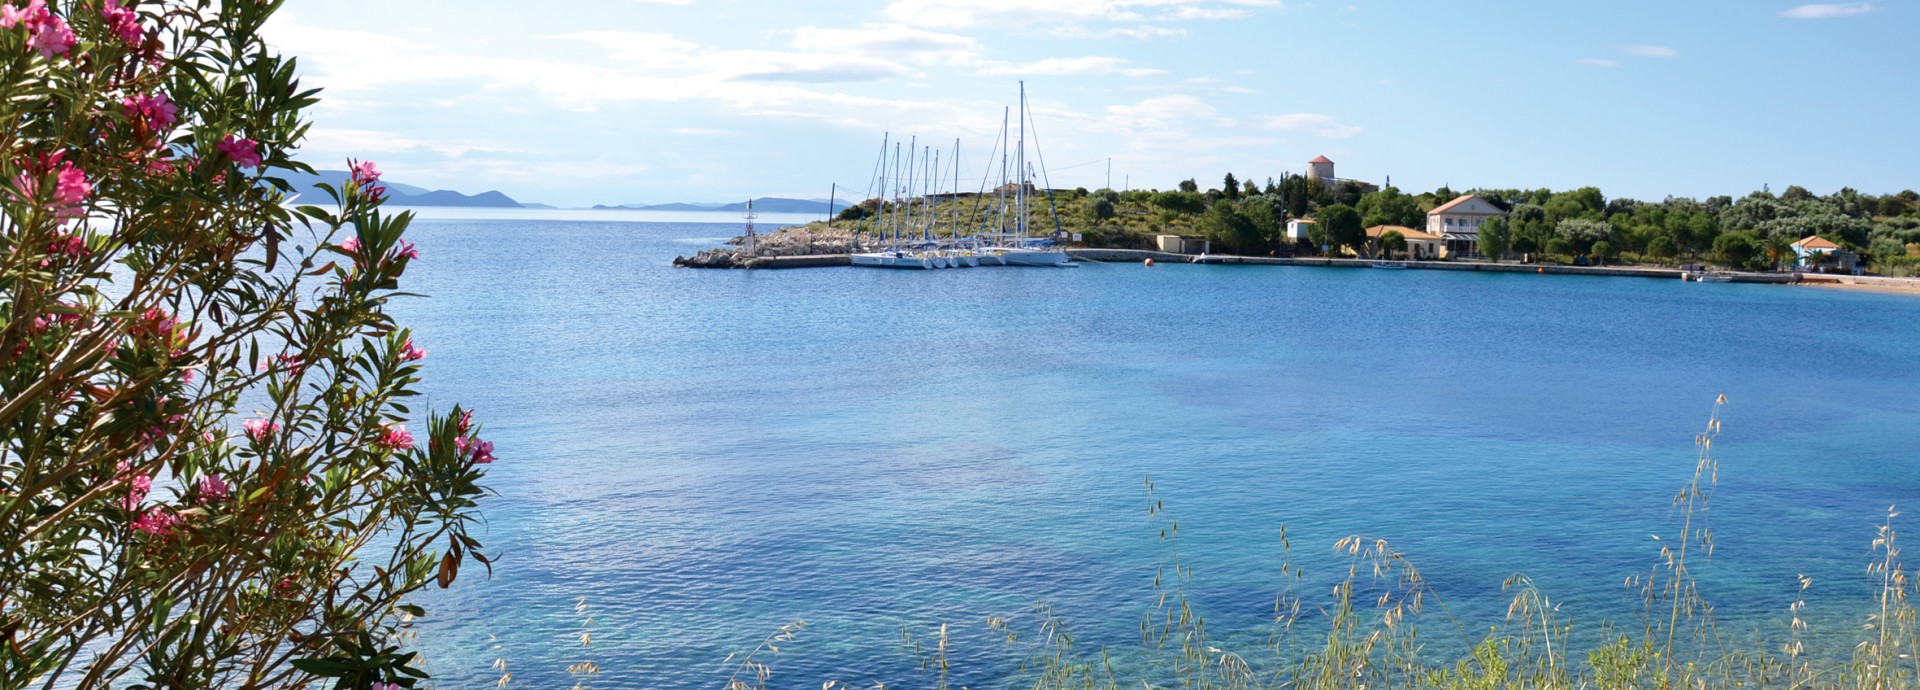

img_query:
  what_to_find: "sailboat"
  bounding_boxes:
[978,82,1071,267]
[851,134,934,269]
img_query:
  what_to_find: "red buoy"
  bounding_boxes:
[1144,258,1155,267]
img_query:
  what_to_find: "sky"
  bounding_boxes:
[264,0,1920,207]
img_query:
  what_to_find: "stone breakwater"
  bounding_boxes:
[673,226,868,268]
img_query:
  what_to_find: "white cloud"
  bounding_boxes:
[1577,58,1618,67]
[883,0,1140,28]
[717,51,912,83]
[880,0,1279,29]
[1261,113,1363,139]
[1780,3,1874,18]
[559,32,700,67]
[1621,44,1678,58]
[979,56,1164,77]
[1166,7,1249,20]
[301,127,503,158]
[791,24,983,64]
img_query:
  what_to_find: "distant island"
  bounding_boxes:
[593,198,849,215]
[277,169,527,208]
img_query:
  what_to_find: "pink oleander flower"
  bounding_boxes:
[100,0,141,44]
[378,424,414,451]
[123,92,178,132]
[350,159,387,200]
[241,417,280,441]
[54,161,88,206]
[132,507,179,537]
[197,474,230,501]
[123,472,152,509]
[339,235,360,253]
[216,134,261,169]
[456,436,496,464]
[10,152,91,221]
[350,159,381,185]
[400,338,426,361]
[24,11,74,58]
[456,408,474,434]
[394,239,418,260]
[46,232,86,257]
[0,0,41,29]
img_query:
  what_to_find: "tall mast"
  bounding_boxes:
[998,106,1010,240]
[951,138,961,243]
[904,137,918,244]
[890,142,902,244]
[927,148,940,241]
[1017,81,1027,239]
[868,132,889,247]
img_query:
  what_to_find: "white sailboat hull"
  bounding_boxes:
[851,252,934,269]
[987,247,1073,267]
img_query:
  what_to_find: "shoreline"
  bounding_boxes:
[671,241,1920,298]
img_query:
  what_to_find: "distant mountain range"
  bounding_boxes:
[593,198,848,214]
[271,170,858,213]
[276,169,526,208]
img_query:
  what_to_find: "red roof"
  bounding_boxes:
[1792,236,1840,250]
[1309,155,1333,164]
[1427,194,1494,216]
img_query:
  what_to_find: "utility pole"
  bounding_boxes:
[1106,158,1111,191]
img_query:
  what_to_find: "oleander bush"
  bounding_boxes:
[0,1,493,687]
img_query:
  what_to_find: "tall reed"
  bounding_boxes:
[717,396,1917,690]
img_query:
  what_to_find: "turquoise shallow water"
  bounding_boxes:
[387,214,1920,688]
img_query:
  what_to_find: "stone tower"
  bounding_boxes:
[1307,155,1335,186]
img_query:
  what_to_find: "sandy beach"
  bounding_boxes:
[1793,274,1920,297]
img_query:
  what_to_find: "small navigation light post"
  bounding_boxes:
[742,198,758,256]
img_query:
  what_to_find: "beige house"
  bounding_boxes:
[1365,225,1444,260]
[1426,195,1507,257]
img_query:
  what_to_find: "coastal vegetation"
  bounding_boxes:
[1,1,491,688]
[732,400,1920,690]
[824,173,1920,275]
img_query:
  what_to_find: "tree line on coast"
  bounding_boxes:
[835,172,1920,274]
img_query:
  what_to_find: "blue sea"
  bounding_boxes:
[387,210,1920,688]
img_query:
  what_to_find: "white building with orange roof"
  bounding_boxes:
[1425,194,1507,258]
[1364,225,1444,260]
[1791,235,1840,267]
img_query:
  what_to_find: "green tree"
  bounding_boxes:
[1379,229,1407,259]
[1760,234,1794,270]
[1479,217,1513,262]
[1239,196,1286,251]
[1318,204,1365,256]
[1591,240,1613,265]
[1648,234,1678,261]
[1713,231,1762,269]
[1555,218,1612,254]
[1179,179,1199,193]
[1358,187,1423,229]
[1332,180,1368,207]
[1,2,494,688]
[1199,200,1262,255]
[1087,197,1116,223]
[1222,173,1240,200]
[1152,190,1207,215]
